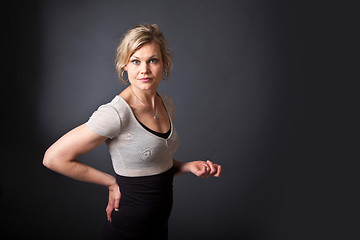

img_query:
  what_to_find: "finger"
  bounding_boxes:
[214,164,222,177]
[206,160,217,175]
[201,162,210,178]
[202,162,211,178]
[114,192,121,211]
[106,195,115,221]
[198,163,208,177]
[106,203,113,222]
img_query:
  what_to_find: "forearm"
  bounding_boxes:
[43,155,116,187]
[173,158,191,176]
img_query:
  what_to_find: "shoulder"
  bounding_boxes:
[159,93,176,120]
[86,95,130,139]
[159,93,175,107]
[93,96,127,119]
[105,95,126,112]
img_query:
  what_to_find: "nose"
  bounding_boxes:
[140,62,150,74]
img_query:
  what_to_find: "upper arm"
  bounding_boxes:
[44,124,107,165]
[44,101,121,167]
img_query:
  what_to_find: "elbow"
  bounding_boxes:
[42,149,52,169]
[43,148,58,170]
[43,147,73,173]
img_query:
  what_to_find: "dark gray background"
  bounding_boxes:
[3,0,359,239]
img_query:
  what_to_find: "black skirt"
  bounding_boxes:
[101,166,174,240]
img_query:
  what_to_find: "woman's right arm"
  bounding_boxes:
[43,124,121,221]
[43,124,115,187]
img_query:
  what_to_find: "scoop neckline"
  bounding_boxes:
[115,94,174,141]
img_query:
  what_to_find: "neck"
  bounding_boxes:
[129,85,157,108]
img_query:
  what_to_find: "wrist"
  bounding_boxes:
[108,182,118,190]
[107,176,117,189]
[180,162,191,174]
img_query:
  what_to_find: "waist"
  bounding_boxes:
[115,166,174,207]
[116,166,174,188]
[112,157,174,177]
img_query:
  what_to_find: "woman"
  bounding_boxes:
[43,24,222,239]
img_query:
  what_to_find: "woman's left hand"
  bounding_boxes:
[186,160,222,178]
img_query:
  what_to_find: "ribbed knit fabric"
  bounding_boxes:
[86,94,179,177]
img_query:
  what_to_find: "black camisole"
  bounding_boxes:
[136,118,171,139]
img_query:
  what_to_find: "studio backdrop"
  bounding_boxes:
[3,1,304,239]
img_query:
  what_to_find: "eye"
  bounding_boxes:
[149,58,158,64]
[131,59,140,65]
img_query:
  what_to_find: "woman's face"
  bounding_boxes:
[124,41,164,91]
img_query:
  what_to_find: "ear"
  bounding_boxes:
[123,65,128,71]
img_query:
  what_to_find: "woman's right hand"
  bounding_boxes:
[106,183,121,222]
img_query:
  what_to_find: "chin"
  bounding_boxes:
[134,80,160,90]
[138,85,153,90]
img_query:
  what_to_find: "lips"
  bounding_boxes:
[139,78,152,82]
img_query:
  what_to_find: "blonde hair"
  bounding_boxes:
[115,24,173,83]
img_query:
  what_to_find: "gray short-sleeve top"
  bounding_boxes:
[85,93,179,177]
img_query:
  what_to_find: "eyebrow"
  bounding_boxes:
[131,55,159,59]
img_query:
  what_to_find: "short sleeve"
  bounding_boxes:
[85,104,121,139]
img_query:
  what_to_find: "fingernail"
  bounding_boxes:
[115,208,119,211]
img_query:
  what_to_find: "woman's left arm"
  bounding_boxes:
[173,159,222,178]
